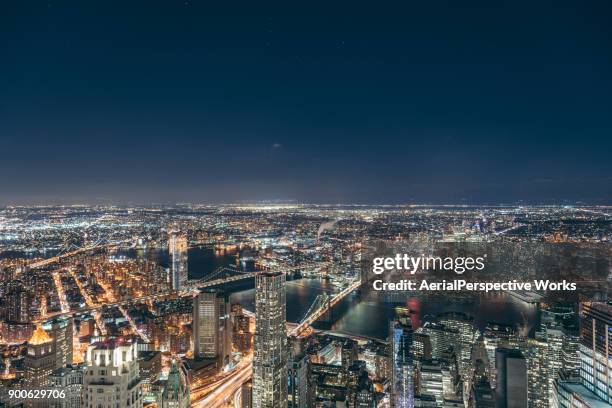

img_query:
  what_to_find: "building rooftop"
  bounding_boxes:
[29,325,52,345]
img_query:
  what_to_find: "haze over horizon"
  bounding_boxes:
[2,2,611,205]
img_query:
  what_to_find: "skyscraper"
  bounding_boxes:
[24,324,57,388]
[192,289,231,368]
[495,348,527,408]
[416,359,444,404]
[527,335,549,408]
[420,322,457,359]
[288,351,310,408]
[6,280,31,324]
[83,338,143,408]
[241,379,253,408]
[390,314,414,408]
[43,316,74,369]
[253,271,287,408]
[483,323,523,388]
[3,280,33,342]
[437,311,478,380]
[169,231,188,290]
[579,301,611,404]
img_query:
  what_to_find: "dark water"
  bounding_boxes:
[113,246,242,279]
[330,292,539,339]
[230,279,338,324]
[230,281,539,340]
[0,249,61,259]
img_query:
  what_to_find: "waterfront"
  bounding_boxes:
[166,245,541,339]
[2,245,541,340]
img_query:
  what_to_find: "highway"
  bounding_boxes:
[192,355,253,408]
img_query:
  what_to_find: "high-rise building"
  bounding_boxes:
[390,314,414,408]
[6,280,31,324]
[241,379,253,408]
[288,351,310,408]
[169,231,188,290]
[495,348,527,408]
[192,289,230,368]
[417,360,443,403]
[50,363,87,408]
[421,322,456,360]
[553,368,609,408]
[354,382,376,408]
[546,326,565,400]
[24,324,57,388]
[579,301,611,404]
[3,280,33,342]
[561,323,580,372]
[412,331,433,361]
[483,323,523,388]
[527,335,549,408]
[375,346,391,382]
[253,271,287,408]
[437,312,478,380]
[413,394,438,407]
[158,359,190,408]
[43,316,74,369]
[83,338,143,408]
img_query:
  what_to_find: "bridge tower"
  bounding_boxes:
[317,296,333,328]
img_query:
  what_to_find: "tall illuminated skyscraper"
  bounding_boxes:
[192,289,230,368]
[288,337,312,408]
[390,314,414,408]
[253,271,287,408]
[527,336,549,408]
[6,280,31,324]
[24,325,56,388]
[169,231,188,290]
[2,280,33,343]
[43,316,74,369]
[437,311,478,380]
[579,301,611,403]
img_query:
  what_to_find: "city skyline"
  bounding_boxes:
[0,204,609,407]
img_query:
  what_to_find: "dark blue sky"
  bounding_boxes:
[1,1,611,204]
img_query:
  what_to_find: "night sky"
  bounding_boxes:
[2,1,611,205]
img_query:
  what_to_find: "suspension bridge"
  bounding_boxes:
[289,278,361,337]
[26,237,132,269]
